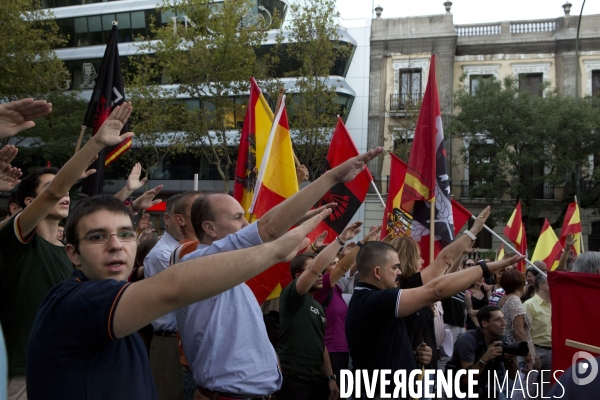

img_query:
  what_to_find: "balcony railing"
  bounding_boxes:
[456,23,501,37]
[390,93,422,111]
[534,182,555,200]
[461,180,470,198]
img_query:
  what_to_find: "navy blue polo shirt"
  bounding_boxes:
[346,282,416,373]
[26,270,157,400]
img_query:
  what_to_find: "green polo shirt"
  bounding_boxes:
[0,213,73,376]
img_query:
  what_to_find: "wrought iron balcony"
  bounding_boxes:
[389,93,422,112]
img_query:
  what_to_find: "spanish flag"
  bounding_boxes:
[504,202,527,271]
[496,243,505,261]
[381,154,410,239]
[246,96,298,304]
[233,78,274,220]
[560,202,583,255]
[249,95,298,218]
[532,219,563,271]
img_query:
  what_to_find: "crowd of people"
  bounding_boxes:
[0,97,599,400]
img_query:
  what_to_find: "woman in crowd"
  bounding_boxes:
[487,267,506,306]
[464,274,490,330]
[521,267,539,303]
[498,269,539,370]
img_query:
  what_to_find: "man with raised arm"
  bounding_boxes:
[0,103,133,400]
[176,147,383,399]
[345,207,523,396]
[26,194,327,400]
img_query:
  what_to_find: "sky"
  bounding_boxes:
[336,0,600,25]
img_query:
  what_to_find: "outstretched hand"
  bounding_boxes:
[487,254,525,274]
[276,208,333,262]
[0,98,52,139]
[471,206,491,235]
[339,221,362,243]
[0,165,22,192]
[127,162,147,191]
[331,147,383,184]
[94,102,134,148]
[132,185,163,212]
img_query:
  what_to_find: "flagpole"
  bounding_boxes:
[74,125,87,154]
[429,197,435,263]
[275,87,301,168]
[471,216,546,277]
[370,181,386,208]
[574,195,584,253]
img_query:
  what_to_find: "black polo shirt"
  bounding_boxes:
[26,270,158,400]
[346,282,416,372]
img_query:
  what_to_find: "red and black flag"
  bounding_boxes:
[82,23,131,196]
[311,117,372,241]
[401,55,456,266]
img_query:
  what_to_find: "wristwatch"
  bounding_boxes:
[478,359,486,367]
[327,374,337,381]
[478,260,491,278]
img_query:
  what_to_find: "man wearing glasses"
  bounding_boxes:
[25,194,326,400]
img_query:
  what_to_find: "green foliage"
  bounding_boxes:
[0,0,68,99]
[267,0,352,178]
[130,0,269,191]
[448,75,600,227]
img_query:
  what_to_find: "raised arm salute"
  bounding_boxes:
[26,199,329,400]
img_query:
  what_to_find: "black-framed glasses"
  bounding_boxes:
[77,231,137,245]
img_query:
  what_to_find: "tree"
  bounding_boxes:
[265,0,352,179]
[448,75,600,233]
[132,0,270,192]
[0,0,68,100]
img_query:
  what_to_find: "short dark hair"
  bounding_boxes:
[165,193,186,216]
[191,193,216,241]
[65,195,132,251]
[499,269,526,294]
[6,191,18,216]
[290,253,316,279]
[136,238,158,268]
[526,267,540,277]
[15,167,59,209]
[173,191,202,217]
[476,305,502,325]
[356,241,396,279]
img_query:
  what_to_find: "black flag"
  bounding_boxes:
[82,23,131,196]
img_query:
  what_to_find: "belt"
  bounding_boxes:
[197,386,274,400]
[535,344,552,351]
[154,330,177,338]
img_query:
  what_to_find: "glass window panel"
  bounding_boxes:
[411,72,420,95]
[131,11,146,29]
[74,17,87,33]
[161,10,176,25]
[117,13,130,29]
[88,16,102,32]
[102,14,115,31]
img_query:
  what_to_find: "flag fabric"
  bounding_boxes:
[503,202,527,271]
[248,96,298,218]
[504,201,524,245]
[381,154,410,240]
[496,243,505,261]
[560,202,583,255]
[245,96,298,304]
[399,55,456,266]
[532,219,563,270]
[549,271,600,380]
[233,78,274,220]
[401,54,441,208]
[311,116,373,243]
[451,199,473,237]
[81,24,130,196]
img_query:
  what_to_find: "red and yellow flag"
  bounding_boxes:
[560,202,583,255]
[249,96,298,219]
[381,154,410,239]
[245,97,298,304]
[233,78,274,220]
[532,219,563,271]
[496,243,505,261]
[504,202,527,271]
